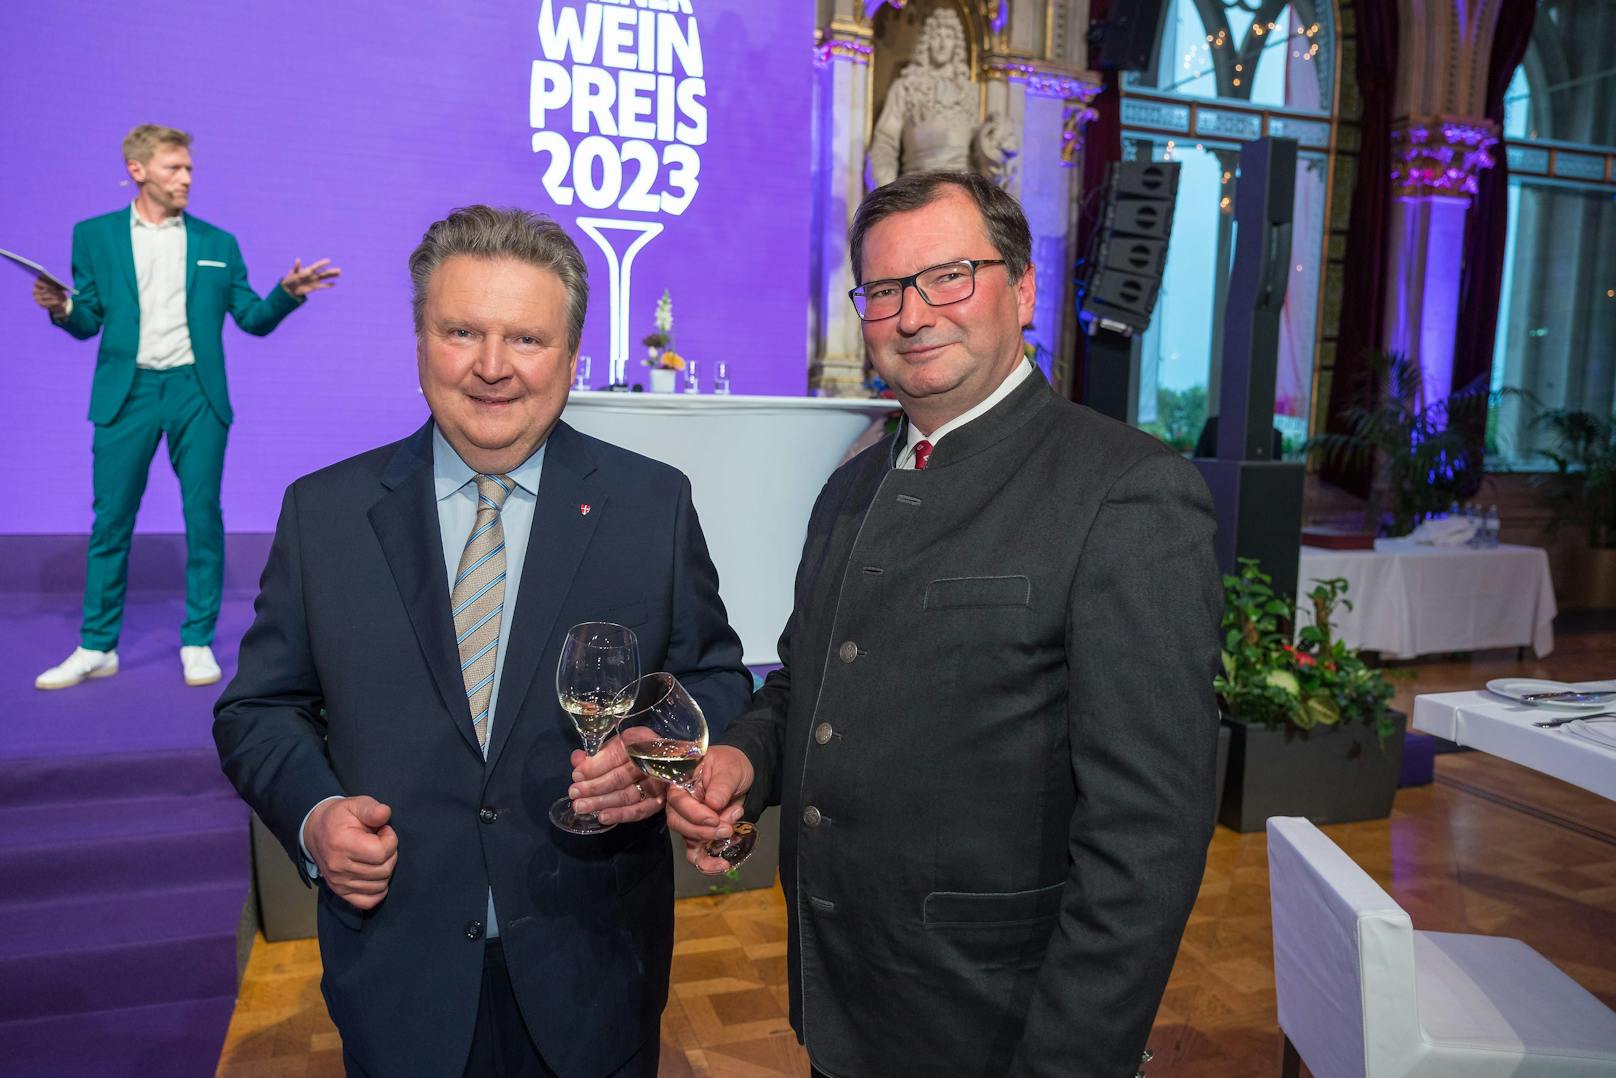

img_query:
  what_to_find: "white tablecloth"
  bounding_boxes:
[1412,688,1616,800]
[564,392,896,664]
[1296,540,1557,659]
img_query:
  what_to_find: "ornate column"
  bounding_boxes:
[980,56,1102,377]
[808,16,875,397]
[1383,118,1498,407]
[1381,0,1506,407]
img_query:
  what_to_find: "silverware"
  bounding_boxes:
[1522,690,1616,703]
[1534,711,1616,728]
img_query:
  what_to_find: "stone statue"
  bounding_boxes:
[866,9,980,187]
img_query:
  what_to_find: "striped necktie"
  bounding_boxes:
[452,474,512,749]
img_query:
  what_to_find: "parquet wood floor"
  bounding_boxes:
[217,636,1616,1077]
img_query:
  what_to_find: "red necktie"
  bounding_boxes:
[913,439,932,471]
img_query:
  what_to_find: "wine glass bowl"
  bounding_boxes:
[551,621,639,835]
[617,672,758,871]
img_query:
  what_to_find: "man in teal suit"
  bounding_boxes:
[31,123,339,690]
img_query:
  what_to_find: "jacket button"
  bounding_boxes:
[814,722,833,745]
[838,641,858,663]
[465,920,484,940]
[802,805,822,827]
[479,806,497,824]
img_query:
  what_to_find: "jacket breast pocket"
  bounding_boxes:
[922,575,1031,611]
[923,882,1063,927]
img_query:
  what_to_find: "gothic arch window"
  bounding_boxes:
[1116,0,1338,453]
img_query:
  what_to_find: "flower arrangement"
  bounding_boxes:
[1214,558,1398,739]
[641,289,684,370]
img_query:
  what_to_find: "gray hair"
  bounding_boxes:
[409,205,589,354]
[849,170,1032,285]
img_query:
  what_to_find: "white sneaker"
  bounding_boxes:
[181,645,222,687]
[35,647,119,690]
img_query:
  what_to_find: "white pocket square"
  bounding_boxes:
[196,259,227,268]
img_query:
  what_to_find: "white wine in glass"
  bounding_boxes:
[551,621,639,835]
[617,672,758,869]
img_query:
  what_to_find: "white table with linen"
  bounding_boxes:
[1411,685,1616,800]
[1296,539,1558,659]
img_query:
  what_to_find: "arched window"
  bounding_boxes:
[1115,0,1337,455]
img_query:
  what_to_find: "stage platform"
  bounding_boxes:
[0,539,259,1078]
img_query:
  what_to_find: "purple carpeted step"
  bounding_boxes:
[0,993,237,1078]
[0,883,243,1021]
[0,790,244,849]
[0,820,246,905]
[0,748,230,808]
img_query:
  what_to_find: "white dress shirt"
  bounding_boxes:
[129,204,195,370]
[896,357,1034,469]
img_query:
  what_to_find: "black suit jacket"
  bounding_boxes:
[214,420,751,1077]
[719,372,1223,1077]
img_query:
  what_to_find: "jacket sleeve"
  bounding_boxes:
[55,221,103,340]
[1009,451,1223,1078]
[213,484,345,880]
[665,475,753,741]
[226,236,303,336]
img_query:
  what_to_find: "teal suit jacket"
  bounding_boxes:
[54,208,303,425]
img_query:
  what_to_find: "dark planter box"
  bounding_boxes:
[1214,723,1231,825]
[1218,710,1407,833]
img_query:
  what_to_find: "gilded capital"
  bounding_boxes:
[1390,116,1499,199]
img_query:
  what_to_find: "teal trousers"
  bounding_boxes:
[83,367,228,650]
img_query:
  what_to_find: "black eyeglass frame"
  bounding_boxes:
[847,258,1008,321]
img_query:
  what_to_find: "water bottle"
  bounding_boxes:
[1485,505,1501,547]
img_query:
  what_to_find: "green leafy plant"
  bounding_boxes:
[1306,351,1492,537]
[1141,384,1208,453]
[1215,559,1397,739]
[1531,408,1616,549]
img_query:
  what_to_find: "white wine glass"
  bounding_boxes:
[551,621,639,835]
[617,672,758,869]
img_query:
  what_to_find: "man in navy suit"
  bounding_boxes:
[214,205,750,1077]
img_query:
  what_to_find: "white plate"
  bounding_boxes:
[1485,678,1614,711]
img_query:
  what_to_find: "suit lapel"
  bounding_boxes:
[183,215,198,298]
[110,211,138,304]
[484,422,604,774]
[368,422,482,755]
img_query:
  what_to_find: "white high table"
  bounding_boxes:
[1296,539,1558,659]
[565,392,897,664]
[1412,685,1616,800]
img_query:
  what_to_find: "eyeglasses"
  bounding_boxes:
[848,258,1007,321]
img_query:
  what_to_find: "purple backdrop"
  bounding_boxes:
[0,0,812,534]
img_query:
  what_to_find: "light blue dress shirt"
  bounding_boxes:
[302,424,545,939]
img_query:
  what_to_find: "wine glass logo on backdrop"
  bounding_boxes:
[531,0,706,384]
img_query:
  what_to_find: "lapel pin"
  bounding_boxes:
[579,504,591,516]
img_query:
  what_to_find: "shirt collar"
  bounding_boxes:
[432,424,544,502]
[902,357,1034,463]
[130,203,184,231]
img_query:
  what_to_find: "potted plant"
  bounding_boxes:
[1215,558,1405,832]
[1306,351,1492,537]
[1532,408,1616,606]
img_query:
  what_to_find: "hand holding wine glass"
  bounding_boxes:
[551,622,638,835]
[618,673,758,870]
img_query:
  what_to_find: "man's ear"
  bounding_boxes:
[126,159,145,186]
[1016,264,1036,329]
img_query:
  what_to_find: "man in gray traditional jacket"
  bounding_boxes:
[668,170,1223,1078]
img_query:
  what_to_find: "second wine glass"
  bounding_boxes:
[616,672,758,869]
[552,621,639,835]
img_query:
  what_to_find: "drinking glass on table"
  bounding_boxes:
[616,672,757,869]
[551,622,638,835]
